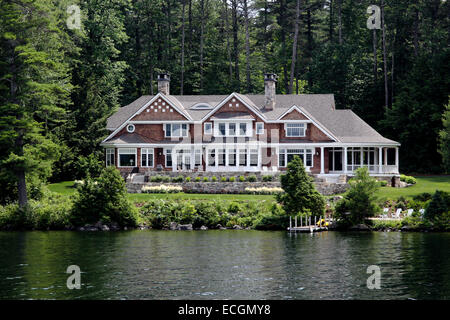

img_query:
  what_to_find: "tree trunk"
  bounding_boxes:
[223,0,233,85]
[413,7,419,57]
[232,0,240,91]
[329,0,333,42]
[243,0,251,93]
[180,0,186,95]
[289,0,301,94]
[338,0,342,45]
[381,0,388,109]
[199,0,208,92]
[373,29,377,81]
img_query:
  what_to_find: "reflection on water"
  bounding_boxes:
[0,230,448,300]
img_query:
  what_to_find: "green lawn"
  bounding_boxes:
[48,175,450,202]
[375,175,450,200]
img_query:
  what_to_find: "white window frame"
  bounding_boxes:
[256,122,264,135]
[213,121,252,137]
[106,149,115,166]
[141,148,154,168]
[285,123,306,137]
[118,148,137,167]
[278,148,313,168]
[164,123,189,138]
[164,149,173,167]
[204,122,212,135]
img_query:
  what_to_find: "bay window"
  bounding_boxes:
[118,148,137,167]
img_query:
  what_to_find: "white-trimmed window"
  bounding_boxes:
[118,148,137,167]
[214,122,251,137]
[106,149,115,166]
[165,149,173,167]
[204,122,212,135]
[208,149,215,166]
[165,123,188,137]
[229,149,237,166]
[127,124,135,133]
[239,149,247,166]
[279,149,313,167]
[250,149,258,167]
[195,149,202,166]
[256,122,264,135]
[141,148,154,167]
[285,123,306,137]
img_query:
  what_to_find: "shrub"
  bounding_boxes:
[247,175,257,182]
[277,156,325,217]
[239,176,245,182]
[150,175,163,182]
[74,153,103,180]
[245,187,284,195]
[378,180,388,187]
[71,167,139,227]
[185,177,191,182]
[424,190,450,222]
[203,177,209,182]
[262,175,273,182]
[161,176,171,182]
[211,176,218,182]
[172,176,184,183]
[195,177,201,182]
[405,176,417,184]
[141,185,183,193]
[335,167,381,226]
[220,177,227,182]
[229,177,236,182]
[413,192,432,202]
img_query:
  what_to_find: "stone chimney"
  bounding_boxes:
[264,73,277,110]
[157,73,170,95]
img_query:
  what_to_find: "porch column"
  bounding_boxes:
[225,149,229,167]
[173,151,177,172]
[384,148,387,166]
[378,147,383,174]
[215,148,218,170]
[360,147,363,169]
[395,147,399,173]
[320,147,325,174]
[344,147,348,174]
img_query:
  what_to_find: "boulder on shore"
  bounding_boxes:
[349,224,371,231]
[177,224,193,231]
[169,222,178,230]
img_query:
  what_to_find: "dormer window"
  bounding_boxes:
[285,123,306,137]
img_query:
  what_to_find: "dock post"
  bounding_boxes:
[314,216,317,226]
[300,216,303,227]
[309,216,311,226]
[289,216,292,230]
[295,216,297,228]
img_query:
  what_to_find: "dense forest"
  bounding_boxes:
[0,0,449,206]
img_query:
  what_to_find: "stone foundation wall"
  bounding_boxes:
[127,181,349,196]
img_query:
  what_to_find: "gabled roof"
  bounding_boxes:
[105,93,399,145]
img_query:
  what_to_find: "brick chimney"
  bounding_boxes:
[157,73,170,95]
[264,73,277,110]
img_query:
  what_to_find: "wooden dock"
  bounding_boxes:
[287,215,331,233]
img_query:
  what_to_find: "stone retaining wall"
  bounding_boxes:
[127,181,349,196]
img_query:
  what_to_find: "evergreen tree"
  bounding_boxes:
[0,0,72,206]
[277,156,325,217]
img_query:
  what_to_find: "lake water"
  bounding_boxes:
[0,230,449,300]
